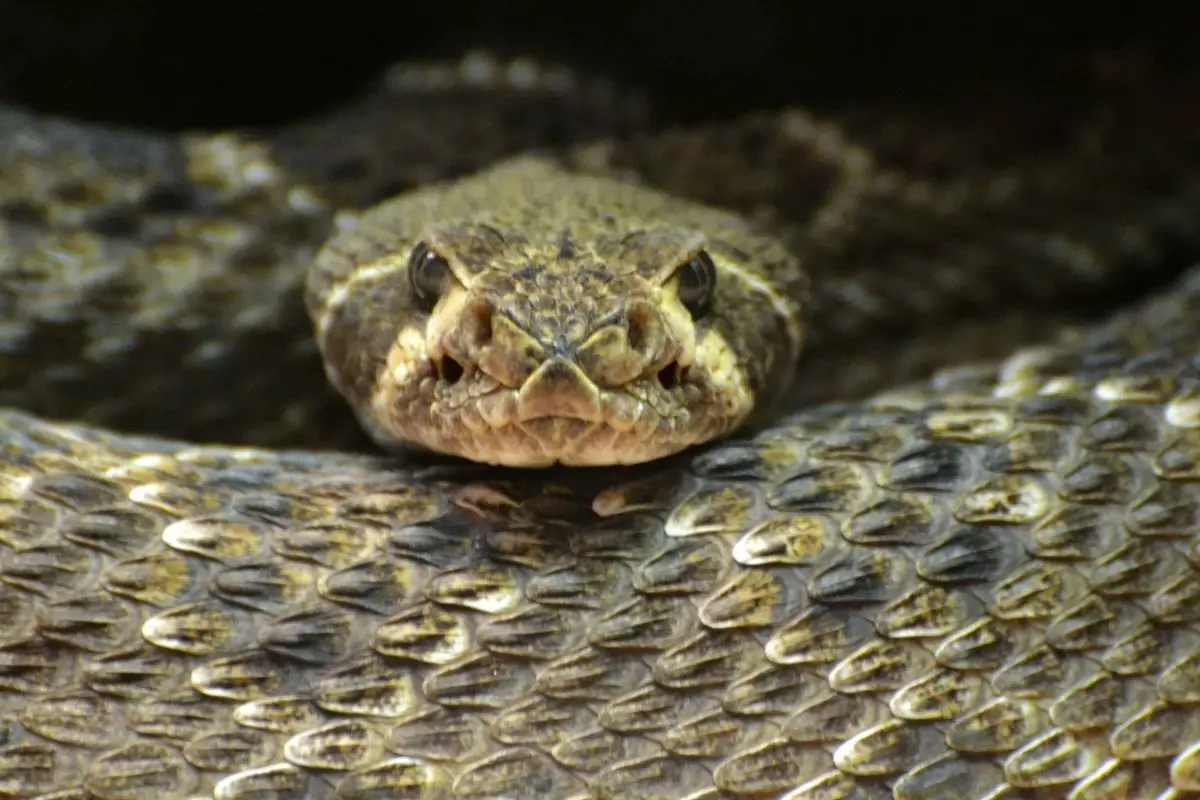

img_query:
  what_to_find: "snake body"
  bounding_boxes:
[5,51,1200,798]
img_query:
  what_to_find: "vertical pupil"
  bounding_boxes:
[686,257,710,297]
[680,254,714,318]
[419,255,443,296]
[409,243,446,310]
[421,254,438,286]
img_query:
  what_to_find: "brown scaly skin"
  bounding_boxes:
[4,269,1200,799]
[5,51,1200,798]
[0,54,652,451]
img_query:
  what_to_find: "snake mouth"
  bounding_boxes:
[435,380,693,467]
[368,356,743,467]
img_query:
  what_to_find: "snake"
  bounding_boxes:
[5,46,1200,799]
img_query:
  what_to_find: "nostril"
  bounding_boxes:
[437,298,491,386]
[626,305,653,355]
[439,356,465,385]
[657,361,683,391]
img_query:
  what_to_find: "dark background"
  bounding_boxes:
[2,2,1197,129]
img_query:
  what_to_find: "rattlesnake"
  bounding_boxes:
[4,50,1200,799]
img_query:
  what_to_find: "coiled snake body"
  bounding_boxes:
[4,51,1200,799]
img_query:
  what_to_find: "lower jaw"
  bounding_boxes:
[423,416,694,468]
[513,417,664,467]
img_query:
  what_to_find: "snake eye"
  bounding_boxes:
[408,242,450,312]
[677,251,716,318]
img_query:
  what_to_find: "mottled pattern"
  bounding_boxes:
[308,156,801,466]
[0,53,651,450]
[5,50,1200,799]
[4,266,1200,798]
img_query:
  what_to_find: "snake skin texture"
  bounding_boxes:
[5,50,1200,799]
[0,54,653,451]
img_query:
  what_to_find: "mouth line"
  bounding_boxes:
[431,382,691,425]
[515,419,606,440]
[383,376,737,467]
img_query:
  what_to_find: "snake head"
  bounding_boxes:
[308,156,803,467]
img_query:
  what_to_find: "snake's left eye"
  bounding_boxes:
[408,242,450,312]
[677,251,716,318]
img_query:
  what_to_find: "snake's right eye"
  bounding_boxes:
[677,250,717,319]
[408,242,450,312]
